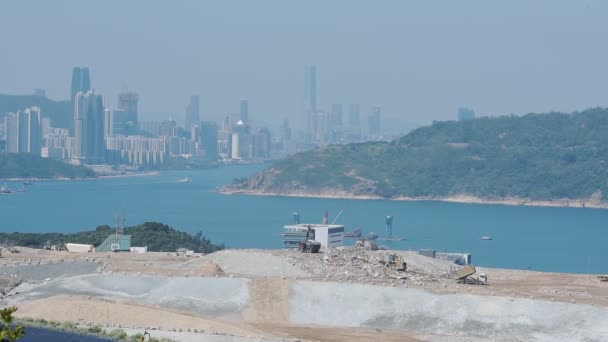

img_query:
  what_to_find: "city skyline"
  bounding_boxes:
[2,1,607,127]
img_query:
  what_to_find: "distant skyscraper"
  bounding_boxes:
[104,108,128,137]
[240,100,249,123]
[117,92,139,133]
[305,66,317,142]
[368,106,381,137]
[330,104,343,127]
[70,67,91,102]
[458,107,476,121]
[305,66,317,112]
[349,104,360,126]
[280,119,292,142]
[4,107,41,155]
[200,121,219,161]
[159,119,179,138]
[346,104,361,142]
[74,90,105,164]
[185,96,200,129]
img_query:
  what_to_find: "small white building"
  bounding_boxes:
[283,224,344,249]
[130,246,148,253]
[65,243,94,253]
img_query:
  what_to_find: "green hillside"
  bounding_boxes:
[229,108,608,203]
[0,222,224,253]
[0,94,72,129]
[0,154,95,179]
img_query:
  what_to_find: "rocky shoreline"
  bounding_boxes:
[219,188,608,209]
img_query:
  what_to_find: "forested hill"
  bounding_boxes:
[227,108,608,204]
[0,154,96,179]
[0,222,224,253]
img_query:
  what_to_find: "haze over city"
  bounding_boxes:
[1,0,607,128]
[3,1,608,341]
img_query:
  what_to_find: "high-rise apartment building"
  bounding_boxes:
[349,104,360,126]
[346,104,361,142]
[200,121,219,161]
[42,127,73,160]
[185,96,200,129]
[458,107,476,121]
[240,100,249,123]
[74,90,105,164]
[4,107,42,155]
[368,106,381,137]
[330,104,343,128]
[117,92,139,132]
[105,136,168,167]
[70,67,91,102]
[305,66,317,142]
[104,108,128,137]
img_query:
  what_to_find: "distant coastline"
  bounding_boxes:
[219,188,608,209]
[1,171,159,182]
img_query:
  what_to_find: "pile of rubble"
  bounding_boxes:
[282,248,442,284]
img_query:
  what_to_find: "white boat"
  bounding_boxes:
[178,177,192,183]
[481,236,493,240]
[0,183,12,194]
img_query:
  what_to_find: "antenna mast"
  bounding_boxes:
[385,215,393,239]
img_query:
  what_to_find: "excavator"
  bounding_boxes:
[298,225,321,253]
[387,253,407,271]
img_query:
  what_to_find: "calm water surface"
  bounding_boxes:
[0,164,606,274]
[21,327,112,341]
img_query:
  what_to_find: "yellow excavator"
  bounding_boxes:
[387,254,407,271]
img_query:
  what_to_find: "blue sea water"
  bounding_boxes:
[21,327,112,341]
[0,163,607,274]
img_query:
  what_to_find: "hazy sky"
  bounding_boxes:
[1,0,606,128]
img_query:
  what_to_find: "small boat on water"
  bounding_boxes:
[23,181,33,186]
[481,236,493,241]
[178,177,192,183]
[0,183,12,194]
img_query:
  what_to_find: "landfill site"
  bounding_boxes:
[0,245,607,342]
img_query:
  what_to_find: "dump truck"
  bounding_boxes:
[452,265,488,285]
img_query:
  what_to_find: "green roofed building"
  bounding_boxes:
[96,234,131,252]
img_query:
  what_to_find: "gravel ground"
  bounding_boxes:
[0,261,99,283]
[289,280,608,342]
[118,328,287,342]
[3,248,608,342]
[8,274,250,319]
[200,250,311,278]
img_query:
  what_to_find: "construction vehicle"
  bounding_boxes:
[387,254,406,271]
[355,239,378,251]
[452,265,488,285]
[597,274,608,282]
[298,225,321,253]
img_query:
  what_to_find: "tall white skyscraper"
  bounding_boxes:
[4,107,41,155]
[74,90,105,164]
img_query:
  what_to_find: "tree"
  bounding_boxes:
[0,307,25,342]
